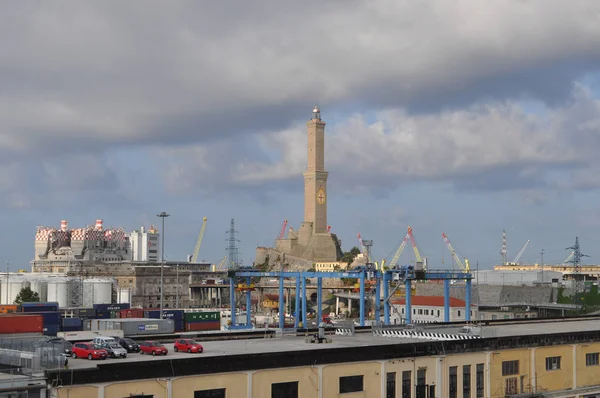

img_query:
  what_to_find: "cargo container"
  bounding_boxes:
[35,311,61,326]
[93,303,130,312]
[174,319,184,333]
[62,317,82,328]
[120,309,144,318]
[61,308,97,319]
[57,329,124,342]
[78,308,97,319]
[43,324,60,336]
[21,302,59,313]
[0,305,18,314]
[83,319,92,331]
[185,321,221,332]
[144,309,184,320]
[185,311,220,323]
[95,311,110,319]
[91,318,174,336]
[0,314,43,334]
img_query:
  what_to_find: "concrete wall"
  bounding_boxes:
[53,340,600,398]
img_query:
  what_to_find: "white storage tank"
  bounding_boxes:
[29,278,48,302]
[0,277,27,305]
[47,279,70,308]
[83,279,113,307]
[117,288,132,304]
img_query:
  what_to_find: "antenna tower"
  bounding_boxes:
[566,237,589,312]
[500,229,507,265]
[226,219,240,270]
[362,239,373,265]
[66,260,84,307]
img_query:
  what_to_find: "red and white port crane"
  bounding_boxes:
[276,220,288,240]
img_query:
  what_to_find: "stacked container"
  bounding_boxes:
[0,314,43,335]
[91,318,174,336]
[119,308,144,318]
[0,305,18,314]
[93,303,130,319]
[144,309,185,332]
[184,311,221,331]
[61,317,83,332]
[37,312,61,336]
[61,308,97,320]
[20,302,59,313]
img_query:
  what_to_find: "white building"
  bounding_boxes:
[130,226,160,262]
[390,296,478,323]
[472,270,563,286]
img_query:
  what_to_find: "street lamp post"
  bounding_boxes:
[157,212,170,318]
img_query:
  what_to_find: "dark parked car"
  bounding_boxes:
[114,337,140,353]
[34,337,73,356]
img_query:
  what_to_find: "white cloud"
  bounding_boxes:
[163,83,599,195]
[1,1,600,156]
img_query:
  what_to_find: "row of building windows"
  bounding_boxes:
[126,354,600,398]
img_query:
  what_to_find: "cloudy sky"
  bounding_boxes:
[3,1,600,271]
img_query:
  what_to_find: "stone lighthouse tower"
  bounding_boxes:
[271,106,343,263]
[304,106,329,234]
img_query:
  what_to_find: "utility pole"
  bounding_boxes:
[157,212,170,318]
[5,262,9,305]
[540,249,544,284]
[176,263,179,309]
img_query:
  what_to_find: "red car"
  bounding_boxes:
[174,339,204,353]
[139,341,168,356]
[72,342,108,360]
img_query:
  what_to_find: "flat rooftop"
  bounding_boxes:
[66,318,600,370]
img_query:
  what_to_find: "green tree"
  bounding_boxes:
[14,287,40,305]
[341,246,362,266]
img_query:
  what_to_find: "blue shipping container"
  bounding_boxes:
[174,319,184,332]
[43,324,60,336]
[21,302,59,308]
[62,317,82,327]
[144,309,184,320]
[93,303,130,311]
[77,308,97,319]
[22,304,59,313]
[144,310,160,319]
[32,311,61,326]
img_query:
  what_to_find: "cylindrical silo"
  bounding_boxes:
[117,288,132,304]
[46,278,69,308]
[29,277,48,302]
[83,279,113,307]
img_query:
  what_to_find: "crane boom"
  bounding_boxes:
[357,233,366,254]
[277,220,288,240]
[442,232,469,272]
[408,227,422,263]
[191,217,208,263]
[512,239,530,264]
[389,228,412,267]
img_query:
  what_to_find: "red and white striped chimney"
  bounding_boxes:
[60,220,68,232]
[95,219,103,230]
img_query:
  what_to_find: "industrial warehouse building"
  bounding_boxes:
[46,318,600,398]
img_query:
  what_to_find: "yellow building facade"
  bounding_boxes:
[51,339,600,398]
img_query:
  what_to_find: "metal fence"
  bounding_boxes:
[0,337,67,375]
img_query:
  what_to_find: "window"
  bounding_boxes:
[463,365,471,398]
[458,310,461,316]
[505,377,518,395]
[387,372,396,398]
[340,375,363,394]
[476,363,484,398]
[271,381,298,398]
[437,310,440,317]
[416,369,426,398]
[502,360,519,376]
[194,389,225,398]
[449,366,457,398]
[586,353,599,366]
[545,356,561,371]
[402,371,411,398]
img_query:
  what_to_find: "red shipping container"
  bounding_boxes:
[185,321,221,332]
[119,309,145,318]
[0,314,43,334]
